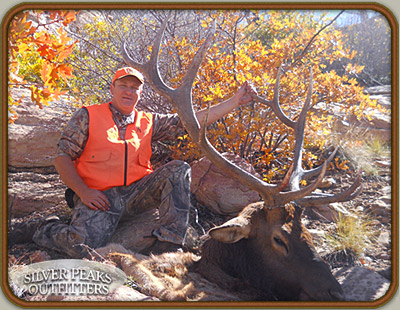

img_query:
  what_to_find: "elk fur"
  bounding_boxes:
[98,244,242,301]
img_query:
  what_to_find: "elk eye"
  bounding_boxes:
[273,236,289,254]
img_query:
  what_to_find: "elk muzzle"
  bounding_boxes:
[297,260,345,301]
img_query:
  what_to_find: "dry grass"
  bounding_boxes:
[325,212,378,258]
[328,125,390,177]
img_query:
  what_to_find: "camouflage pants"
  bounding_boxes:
[33,160,191,258]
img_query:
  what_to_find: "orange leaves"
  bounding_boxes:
[166,10,383,177]
[34,28,77,64]
[40,62,73,87]
[39,61,51,82]
[331,157,350,171]
[8,10,77,121]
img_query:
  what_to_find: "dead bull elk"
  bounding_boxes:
[118,15,362,301]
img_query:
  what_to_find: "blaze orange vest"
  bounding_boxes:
[74,103,153,191]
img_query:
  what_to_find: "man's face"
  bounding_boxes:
[110,76,143,115]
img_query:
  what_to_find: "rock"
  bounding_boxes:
[316,85,391,142]
[368,198,391,223]
[318,177,336,189]
[380,194,391,204]
[376,253,390,260]
[333,266,390,301]
[8,171,67,217]
[8,122,59,167]
[191,153,260,216]
[369,94,391,109]
[8,88,73,168]
[307,202,351,222]
[106,285,158,301]
[364,85,391,96]
[377,231,390,248]
[307,229,326,247]
[375,160,391,169]
[381,185,391,195]
[8,88,72,217]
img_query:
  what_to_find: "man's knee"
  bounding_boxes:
[164,160,191,184]
[165,160,191,173]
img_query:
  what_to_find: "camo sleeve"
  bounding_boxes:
[152,113,185,142]
[55,108,89,161]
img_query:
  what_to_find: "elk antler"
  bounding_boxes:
[122,16,361,208]
[251,66,362,206]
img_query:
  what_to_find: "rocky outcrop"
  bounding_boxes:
[7,89,73,217]
[8,88,74,168]
[190,153,261,216]
[333,266,391,301]
[8,170,67,218]
[313,85,391,142]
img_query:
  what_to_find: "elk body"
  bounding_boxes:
[104,202,343,301]
[115,14,363,302]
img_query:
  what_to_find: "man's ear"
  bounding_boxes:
[110,83,115,95]
[208,216,251,243]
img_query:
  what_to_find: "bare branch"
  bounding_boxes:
[293,10,345,66]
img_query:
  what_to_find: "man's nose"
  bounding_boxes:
[124,88,134,95]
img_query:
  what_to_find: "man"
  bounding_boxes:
[10,67,256,258]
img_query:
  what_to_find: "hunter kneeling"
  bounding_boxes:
[9,67,256,258]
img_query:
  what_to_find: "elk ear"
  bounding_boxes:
[208,216,251,243]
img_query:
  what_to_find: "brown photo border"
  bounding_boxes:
[1,2,398,308]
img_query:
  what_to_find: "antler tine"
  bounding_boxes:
[296,170,363,207]
[198,101,280,206]
[172,20,217,142]
[179,21,216,92]
[296,68,313,129]
[121,43,145,72]
[303,147,338,180]
[277,161,328,206]
[251,66,295,128]
[122,13,174,100]
[276,163,295,192]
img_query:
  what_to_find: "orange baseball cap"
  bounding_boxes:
[112,67,144,84]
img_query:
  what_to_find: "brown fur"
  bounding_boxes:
[106,251,242,301]
[99,203,344,301]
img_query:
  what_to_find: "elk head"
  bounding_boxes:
[207,202,344,300]
[122,14,362,301]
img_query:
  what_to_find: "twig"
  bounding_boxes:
[8,194,16,231]
[292,10,345,68]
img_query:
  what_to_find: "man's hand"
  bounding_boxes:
[235,81,258,106]
[54,155,111,212]
[79,187,111,211]
[196,81,258,126]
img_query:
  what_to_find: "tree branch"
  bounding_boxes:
[292,10,345,67]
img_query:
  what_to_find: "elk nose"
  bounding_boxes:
[329,288,345,301]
